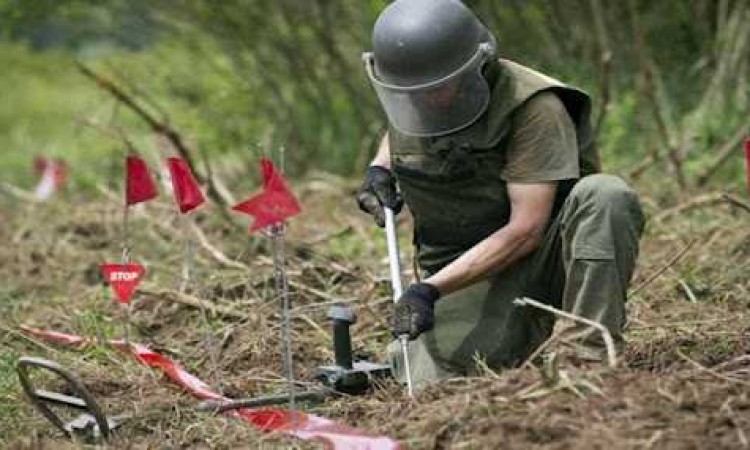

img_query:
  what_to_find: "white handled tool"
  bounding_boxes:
[384,207,415,398]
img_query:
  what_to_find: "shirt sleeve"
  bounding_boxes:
[500,91,580,183]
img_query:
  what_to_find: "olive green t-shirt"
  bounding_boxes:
[500,91,580,183]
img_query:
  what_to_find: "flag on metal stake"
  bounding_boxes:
[166,156,205,289]
[167,157,205,214]
[232,157,301,411]
[165,156,218,390]
[33,157,68,201]
[232,158,301,232]
[120,155,157,344]
[125,155,158,206]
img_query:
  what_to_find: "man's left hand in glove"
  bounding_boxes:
[390,282,441,340]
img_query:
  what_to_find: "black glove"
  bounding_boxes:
[356,165,403,227]
[390,282,441,340]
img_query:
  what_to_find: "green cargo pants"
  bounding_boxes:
[388,174,645,387]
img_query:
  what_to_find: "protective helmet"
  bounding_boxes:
[363,0,496,137]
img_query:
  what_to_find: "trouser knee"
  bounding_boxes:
[567,174,644,231]
[570,174,635,206]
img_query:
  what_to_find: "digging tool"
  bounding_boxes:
[384,207,415,398]
[17,357,123,442]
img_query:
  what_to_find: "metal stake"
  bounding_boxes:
[271,223,296,411]
[384,207,415,398]
[121,205,131,346]
[180,214,222,393]
[179,214,194,293]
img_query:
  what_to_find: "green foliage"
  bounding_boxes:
[0,0,158,51]
[0,0,747,193]
[0,353,21,422]
[0,42,113,188]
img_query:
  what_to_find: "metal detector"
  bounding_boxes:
[17,356,122,442]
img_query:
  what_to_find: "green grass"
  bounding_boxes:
[0,353,20,412]
[0,351,27,443]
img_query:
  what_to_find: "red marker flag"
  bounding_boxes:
[34,156,67,185]
[232,158,301,232]
[744,138,750,195]
[33,157,68,200]
[33,156,47,176]
[167,157,205,214]
[126,156,158,206]
[100,263,146,304]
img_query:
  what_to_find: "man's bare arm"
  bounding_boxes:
[371,132,391,168]
[424,182,557,296]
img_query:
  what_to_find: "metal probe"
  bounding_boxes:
[384,207,415,398]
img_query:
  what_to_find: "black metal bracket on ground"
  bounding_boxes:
[17,356,121,442]
[312,304,391,394]
[200,304,392,412]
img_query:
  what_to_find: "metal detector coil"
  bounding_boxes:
[17,356,120,441]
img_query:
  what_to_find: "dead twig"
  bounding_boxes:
[0,183,40,203]
[676,348,750,387]
[627,0,686,188]
[513,297,617,368]
[654,193,726,222]
[627,150,657,181]
[696,117,750,186]
[188,221,249,271]
[139,286,247,320]
[654,192,750,223]
[588,0,612,138]
[676,279,698,303]
[304,226,353,246]
[288,279,354,304]
[76,117,141,156]
[722,193,750,214]
[1,325,60,354]
[629,239,696,296]
[75,62,235,218]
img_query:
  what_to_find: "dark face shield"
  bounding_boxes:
[363,43,494,137]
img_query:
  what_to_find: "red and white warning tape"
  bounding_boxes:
[20,326,400,450]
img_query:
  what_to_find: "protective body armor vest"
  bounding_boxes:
[389,59,600,274]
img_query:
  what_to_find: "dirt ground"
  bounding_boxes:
[1,175,748,449]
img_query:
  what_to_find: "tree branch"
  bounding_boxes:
[696,116,750,186]
[76,61,235,214]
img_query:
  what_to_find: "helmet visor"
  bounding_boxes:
[363,43,494,137]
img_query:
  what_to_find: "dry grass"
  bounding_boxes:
[0,177,748,449]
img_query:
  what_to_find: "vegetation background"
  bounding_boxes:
[0,0,748,192]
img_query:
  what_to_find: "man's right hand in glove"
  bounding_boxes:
[390,282,441,340]
[356,165,403,227]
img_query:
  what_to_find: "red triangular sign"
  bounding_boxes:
[231,158,301,232]
[166,157,205,214]
[126,156,158,206]
[100,263,146,304]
